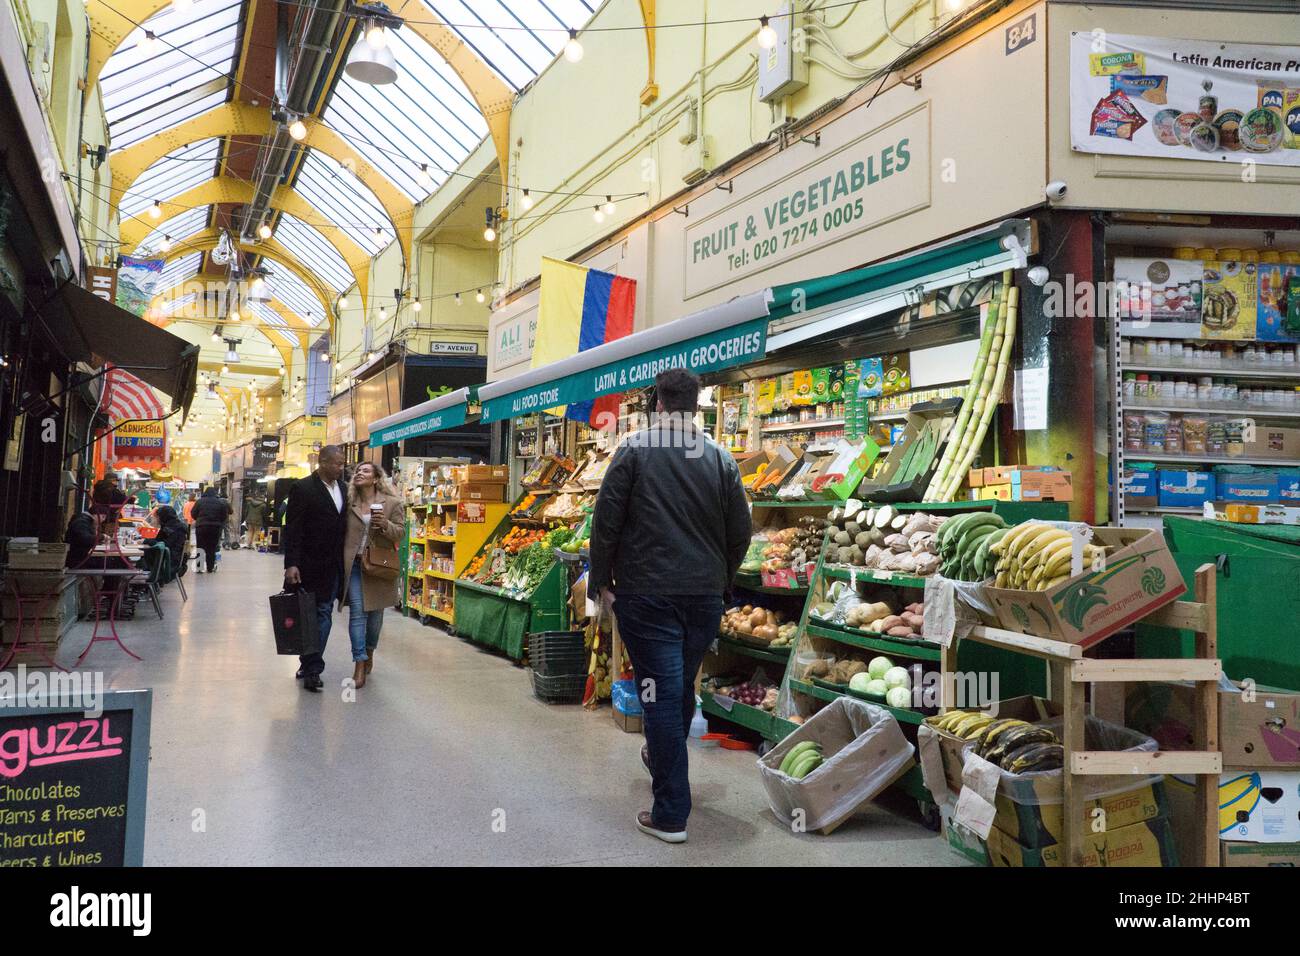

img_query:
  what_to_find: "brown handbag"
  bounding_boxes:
[361,505,402,580]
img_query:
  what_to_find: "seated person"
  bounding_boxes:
[141,506,189,582]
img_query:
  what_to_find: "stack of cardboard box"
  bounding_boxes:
[967,466,1073,503]
[1126,681,1300,866]
[457,464,509,503]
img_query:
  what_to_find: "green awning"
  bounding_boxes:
[767,231,1013,323]
[367,385,478,448]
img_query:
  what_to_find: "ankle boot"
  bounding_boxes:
[364,648,375,675]
[352,661,366,689]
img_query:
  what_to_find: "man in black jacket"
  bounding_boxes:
[192,487,232,572]
[589,369,751,844]
[282,445,348,692]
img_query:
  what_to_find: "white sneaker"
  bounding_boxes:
[635,811,687,844]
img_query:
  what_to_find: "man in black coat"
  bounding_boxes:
[589,369,751,844]
[192,487,232,572]
[282,445,348,692]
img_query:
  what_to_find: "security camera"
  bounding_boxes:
[1044,181,1068,202]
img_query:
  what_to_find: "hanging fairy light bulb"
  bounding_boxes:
[756,16,778,50]
[321,352,330,362]
[148,199,162,220]
[412,298,421,313]
[210,329,220,342]
[221,363,229,375]
[378,305,387,320]
[417,164,434,190]
[337,294,348,309]
[592,205,605,224]
[160,234,172,252]
[603,195,616,217]
[258,222,272,240]
[454,292,462,306]
[563,28,584,63]
[141,30,161,54]
[475,289,485,304]
[519,189,534,212]
[288,117,307,141]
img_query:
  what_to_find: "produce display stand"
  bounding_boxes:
[938,564,1222,867]
[759,499,1069,822]
[406,499,508,624]
[451,490,577,661]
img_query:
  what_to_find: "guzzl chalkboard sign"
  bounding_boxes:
[0,689,151,867]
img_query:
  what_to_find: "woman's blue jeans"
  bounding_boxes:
[347,558,383,662]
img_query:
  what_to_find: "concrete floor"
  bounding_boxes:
[49,549,961,866]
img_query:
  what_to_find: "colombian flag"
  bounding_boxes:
[533,257,636,429]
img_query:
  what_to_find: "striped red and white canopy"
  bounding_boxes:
[97,365,168,467]
[103,365,165,421]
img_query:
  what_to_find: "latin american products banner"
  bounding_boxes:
[1070,32,1300,166]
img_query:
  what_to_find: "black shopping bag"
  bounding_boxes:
[269,589,320,656]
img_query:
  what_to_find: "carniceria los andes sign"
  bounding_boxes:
[684,103,931,298]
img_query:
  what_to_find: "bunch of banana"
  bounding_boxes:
[927,712,1066,773]
[778,740,825,780]
[926,709,996,740]
[935,512,1007,582]
[988,521,1105,591]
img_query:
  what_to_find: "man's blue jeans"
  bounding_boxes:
[298,588,335,679]
[347,558,383,662]
[612,593,724,830]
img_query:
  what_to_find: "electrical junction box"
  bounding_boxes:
[758,3,808,103]
[681,135,714,185]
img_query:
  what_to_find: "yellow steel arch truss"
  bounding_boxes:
[121,176,372,309]
[154,228,337,336]
[110,103,415,267]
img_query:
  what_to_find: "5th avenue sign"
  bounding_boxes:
[684,103,931,298]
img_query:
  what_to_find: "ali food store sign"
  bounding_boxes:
[684,103,930,298]
[482,319,767,423]
[113,420,165,452]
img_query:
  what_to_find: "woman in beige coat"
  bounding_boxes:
[341,461,404,688]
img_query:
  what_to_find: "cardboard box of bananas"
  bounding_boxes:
[924,711,1064,774]
[937,514,1105,591]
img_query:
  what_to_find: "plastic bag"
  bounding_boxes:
[758,697,915,832]
[965,715,1160,806]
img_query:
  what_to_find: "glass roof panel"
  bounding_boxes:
[272,214,353,292]
[417,0,597,91]
[159,252,203,291]
[325,26,488,200]
[160,292,199,316]
[136,207,210,256]
[291,151,395,255]
[268,268,327,327]
[101,0,243,151]
[120,139,222,219]
[248,301,301,347]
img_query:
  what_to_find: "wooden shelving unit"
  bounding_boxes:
[937,563,1222,867]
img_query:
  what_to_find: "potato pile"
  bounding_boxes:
[801,656,869,686]
[720,605,797,646]
[843,600,926,638]
[823,502,946,576]
[758,521,824,573]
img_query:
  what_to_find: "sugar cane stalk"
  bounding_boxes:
[940,285,1020,501]
[924,272,1010,499]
